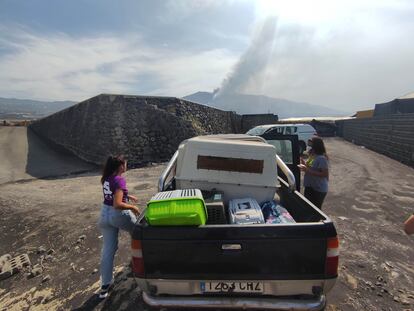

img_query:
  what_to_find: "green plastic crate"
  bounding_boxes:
[146,189,207,226]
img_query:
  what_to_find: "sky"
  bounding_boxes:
[1,0,414,112]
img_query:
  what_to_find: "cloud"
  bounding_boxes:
[241,3,414,110]
[2,1,414,112]
[0,26,238,101]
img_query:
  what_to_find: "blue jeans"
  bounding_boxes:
[99,204,137,286]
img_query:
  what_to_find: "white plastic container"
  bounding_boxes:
[229,198,265,225]
[175,135,279,203]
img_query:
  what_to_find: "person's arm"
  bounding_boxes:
[307,156,329,178]
[127,194,138,203]
[114,189,140,214]
[304,166,329,178]
[404,214,414,235]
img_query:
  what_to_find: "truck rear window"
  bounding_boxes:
[197,156,264,174]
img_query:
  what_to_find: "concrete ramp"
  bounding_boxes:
[0,127,95,184]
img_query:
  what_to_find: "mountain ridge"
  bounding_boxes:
[0,97,77,119]
[183,91,348,118]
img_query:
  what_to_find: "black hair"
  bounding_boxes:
[311,137,327,158]
[101,155,126,184]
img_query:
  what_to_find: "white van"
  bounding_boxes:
[246,123,317,154]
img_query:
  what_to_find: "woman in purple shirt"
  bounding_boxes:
[98,155,141,298]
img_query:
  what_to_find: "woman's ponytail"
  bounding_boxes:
[101,155,126,184]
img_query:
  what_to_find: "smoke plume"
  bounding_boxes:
[214,16,277,99]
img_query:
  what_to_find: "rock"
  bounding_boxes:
[92,268,98,274]
[74,246,80,251]
[401,300,410,306]
[376,282,383,287]
[377,293,383,297]
[385,261,394,269]
[398,289,404,293]
[79,267,85,272]
[76,234,87,244]
[393,296,400,303]
[60,246,70,253]
[47,249,55,255]
[344,272,358,290]
[30,267,42,277]
[41,275,51,283]
[44,255,54,262]
[0,254,12,266]
[390,271,400,279]
[37,246,47,254]
[42,294,53,304]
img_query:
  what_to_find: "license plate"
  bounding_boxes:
[200,281,263,294]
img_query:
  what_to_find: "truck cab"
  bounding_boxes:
[131,134,338,310]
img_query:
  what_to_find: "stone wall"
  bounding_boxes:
[240,114,278,133]
[149,97,242,134]
[30,94,241,167]
[336,113,414,167]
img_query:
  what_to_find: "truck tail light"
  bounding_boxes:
[325,237,339,277]
[131,239,144,277]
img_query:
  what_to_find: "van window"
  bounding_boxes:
[294,127,298,133]
[246,127,268,136]
[285,126,292,134]
[265,126,284,135]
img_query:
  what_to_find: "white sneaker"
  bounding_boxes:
[99,284,110,299]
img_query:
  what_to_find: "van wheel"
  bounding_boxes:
[299,141,306,155]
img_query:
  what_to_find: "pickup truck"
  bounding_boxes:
[131,134,338,310]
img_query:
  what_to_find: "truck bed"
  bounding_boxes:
[132,178,337,281]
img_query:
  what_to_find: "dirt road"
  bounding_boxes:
[0,137,413,310]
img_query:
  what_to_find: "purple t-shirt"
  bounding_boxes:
[103,175,128,206]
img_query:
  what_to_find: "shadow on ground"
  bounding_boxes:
[72,269,146,311]
[26,128,97,179]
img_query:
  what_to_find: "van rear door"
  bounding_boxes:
[259,132,301,191]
